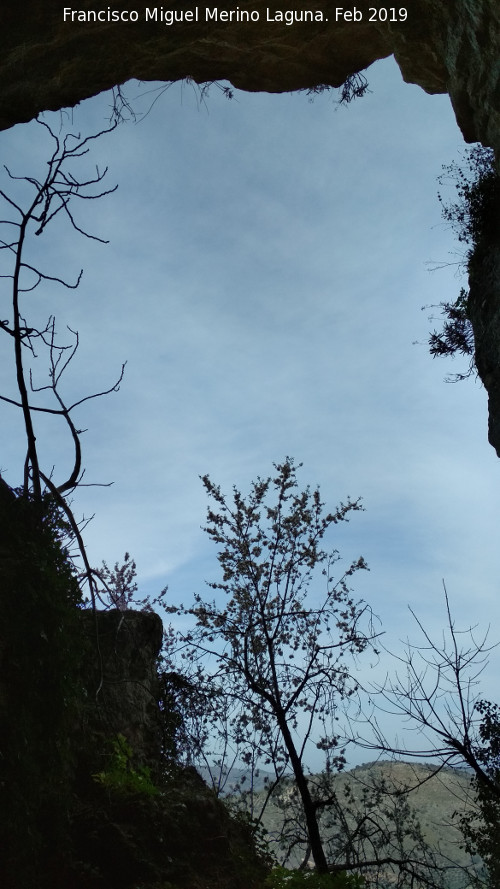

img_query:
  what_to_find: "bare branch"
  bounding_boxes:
[0,116,121,501]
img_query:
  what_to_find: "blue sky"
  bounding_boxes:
[1,57,499,765]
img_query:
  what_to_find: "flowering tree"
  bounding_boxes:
[168,457,374,873]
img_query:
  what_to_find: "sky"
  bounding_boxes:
[1,56,499,767]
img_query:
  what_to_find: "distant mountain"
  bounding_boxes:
[198,764,275,795]
[214,760,484,888]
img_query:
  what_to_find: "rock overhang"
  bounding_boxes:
[1,1,499,153]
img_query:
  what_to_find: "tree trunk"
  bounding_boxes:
[275,708,329,873]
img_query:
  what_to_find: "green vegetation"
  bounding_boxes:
[437,146,498,254]
[251,761,483,888]
[265,866,365,888]
[457,700,500,888]
[70,758,269,889]
[427,145,499,379]
[92,734,160,797]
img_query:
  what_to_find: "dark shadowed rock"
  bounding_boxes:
[78,608,164,769]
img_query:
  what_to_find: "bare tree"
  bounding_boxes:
[351,584,498,886]
[0,118,124,600]
[358,586,497,778]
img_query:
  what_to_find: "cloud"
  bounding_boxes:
[1,58,499,762]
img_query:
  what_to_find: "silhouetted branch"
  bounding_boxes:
[0,117,121,502]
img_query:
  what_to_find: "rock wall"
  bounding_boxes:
[467,188,500,456]
[73,609,269,889]
[78,609,164,769]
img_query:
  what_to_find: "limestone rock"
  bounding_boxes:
[78,608,164,769]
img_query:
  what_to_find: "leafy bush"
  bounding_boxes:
[437,145,498,254]
[93,734,160,797]
[457,700,500,888]
[265,866,365,889]
[427,145,499,378]
[427,288,475,380]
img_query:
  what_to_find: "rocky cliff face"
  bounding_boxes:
[467,188,500,455]
[72,610,268,889]
[78,609,164,769]
[2,0,500,453]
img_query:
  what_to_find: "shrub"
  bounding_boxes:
[264,866,366,889]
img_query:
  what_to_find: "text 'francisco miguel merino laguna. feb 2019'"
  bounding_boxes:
[63,7,409,25]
